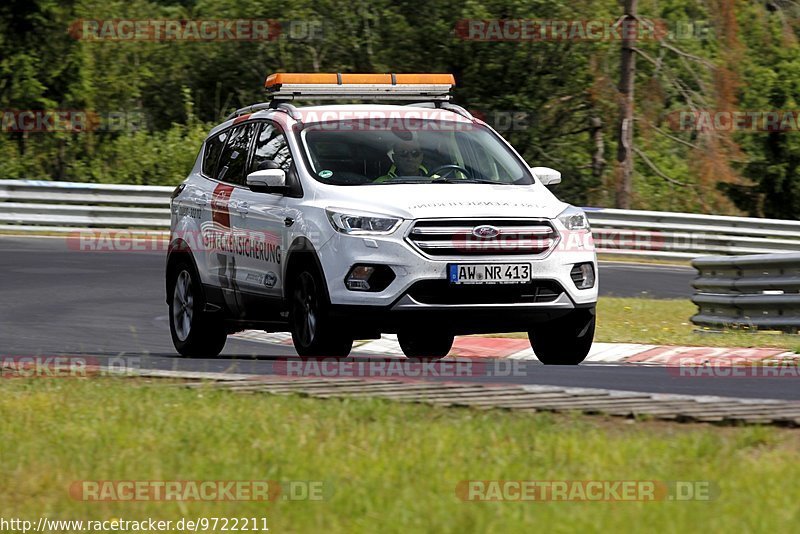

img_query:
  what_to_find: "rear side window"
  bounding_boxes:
[216,123,257,185]
[202,130,228,177]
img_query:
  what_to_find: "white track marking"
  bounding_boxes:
[231,331,293,344]
[584,343,658,362]
[225,330,796,368]
[506,348,537,360]
[355,335,405,357]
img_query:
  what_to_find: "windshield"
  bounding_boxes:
[298,119,534,186]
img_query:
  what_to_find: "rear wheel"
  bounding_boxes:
[169,261,227,357]
[290,268,353,358]
[528,307,595,365]
[398,330,454,360]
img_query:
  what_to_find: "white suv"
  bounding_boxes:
[166,73,597,364]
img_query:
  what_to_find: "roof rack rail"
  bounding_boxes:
[441,103,474,120]
[406,101,474,120]
[270,101,302,120]
[224,103,272,121]
[224,102,302,122]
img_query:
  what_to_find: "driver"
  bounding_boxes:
[374,138,429,183]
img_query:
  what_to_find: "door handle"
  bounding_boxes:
[232,201,249,215]
[192,193,209,206]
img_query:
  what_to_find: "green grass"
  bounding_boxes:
[494,297,800,352]
[1,379,799,532]
[597,255,692,267]
[596,298,800,350]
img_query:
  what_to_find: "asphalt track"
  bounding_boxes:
[2,235,797,401]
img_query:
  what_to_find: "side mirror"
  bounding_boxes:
[246,169,287,194]
[531,166,562,186]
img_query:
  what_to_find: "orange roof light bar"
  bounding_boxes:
[265,73,455,87]
[264,73,455,101]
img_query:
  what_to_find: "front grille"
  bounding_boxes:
[407,218,558,257]
[406,279,564,305]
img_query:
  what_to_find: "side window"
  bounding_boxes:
[216,123,257,185]
[202,130,228,177]
[250,122,297,182]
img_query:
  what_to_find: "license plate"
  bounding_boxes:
[448,263,531,284]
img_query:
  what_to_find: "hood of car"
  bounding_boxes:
[313,183,568,220]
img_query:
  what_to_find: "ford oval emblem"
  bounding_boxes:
[472,225,500,239]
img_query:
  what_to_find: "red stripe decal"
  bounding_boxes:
[211,183,234,228]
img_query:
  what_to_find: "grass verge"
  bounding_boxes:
[494,297,800,352]
[597,254,692,267]
[1,379,798,532]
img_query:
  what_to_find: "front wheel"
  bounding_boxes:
[290,268,353,358]
[528,307,595,365]
[398,330,454,360]
[169,262,227,357]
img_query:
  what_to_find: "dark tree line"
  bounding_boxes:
[1,0,799,217]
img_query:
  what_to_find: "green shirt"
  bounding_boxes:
[374,164,429,183]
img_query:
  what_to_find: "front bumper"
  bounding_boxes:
[317,223,598,317]
[329,294,594,336]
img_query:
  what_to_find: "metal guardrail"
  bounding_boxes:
[691,253,800,332]
[0,179,172,232]
[587,207,800,260]
[2,180,800,260]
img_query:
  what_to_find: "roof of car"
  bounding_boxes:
[207,103,474,138]
[290,103,464,114]
[293,104,471,122]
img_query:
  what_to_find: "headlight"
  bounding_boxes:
[326,208,402,235]
[557,206,590,231]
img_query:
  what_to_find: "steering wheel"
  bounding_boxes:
[428,164,472,180]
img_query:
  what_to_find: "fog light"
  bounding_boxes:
[345,264,396,292]
[346,266,374,291]
[570,262,595,289]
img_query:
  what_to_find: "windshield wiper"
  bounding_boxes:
[378,179,433,184]
[376,178,508,185]
[430,178,501,184]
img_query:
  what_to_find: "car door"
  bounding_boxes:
[204,122,258,318]
[228,120,292,308]
[177,128,227,288]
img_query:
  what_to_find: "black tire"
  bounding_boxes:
[290,267,353,358]
[168,261,227,357]
[398,330,454,360]
[528,307,595,365]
